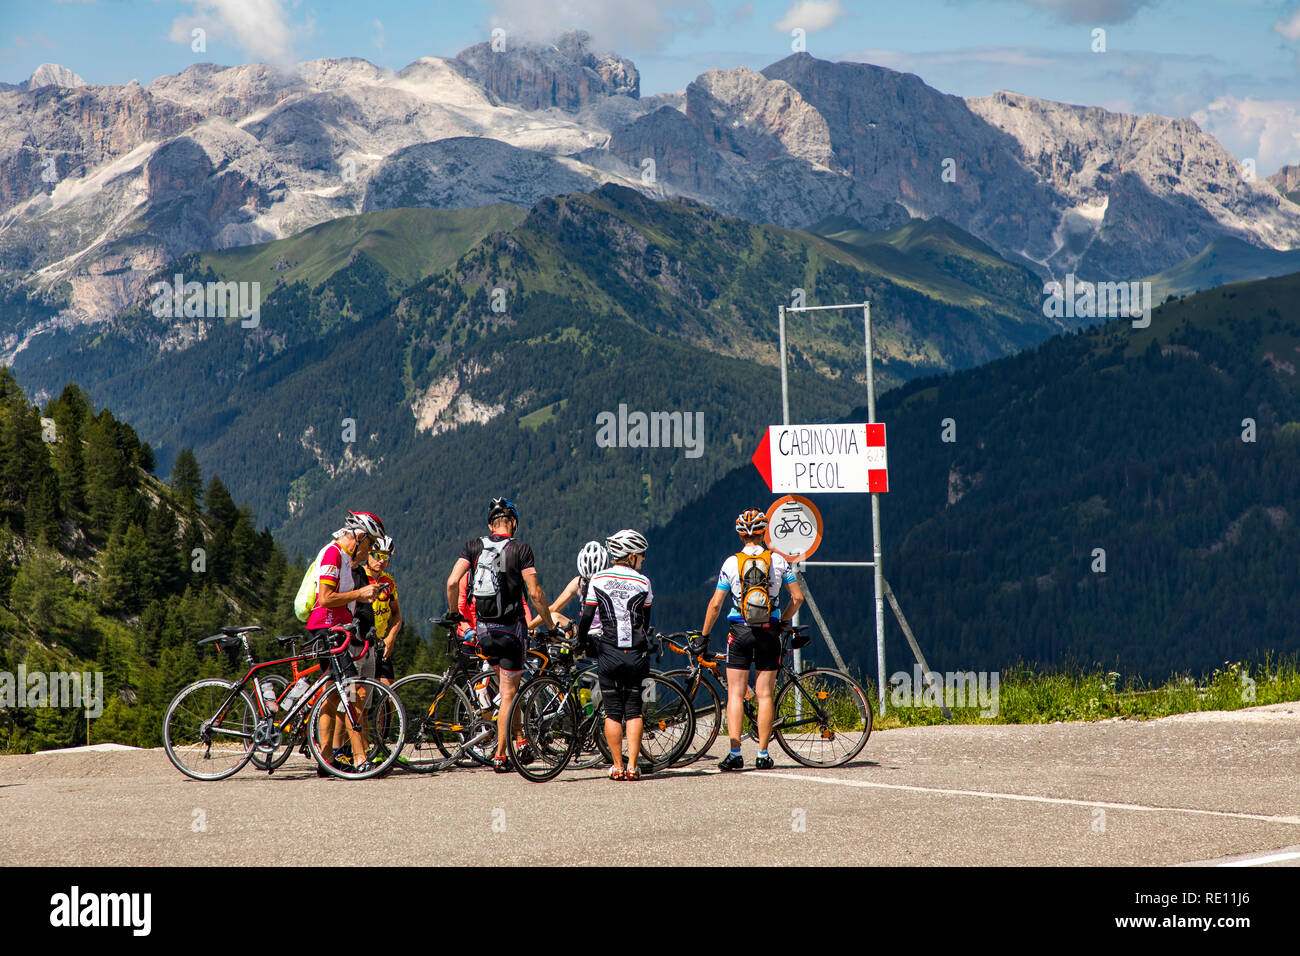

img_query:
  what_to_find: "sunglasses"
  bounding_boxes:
[370,551,391,561]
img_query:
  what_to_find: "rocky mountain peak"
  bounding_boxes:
[1270,165,1300,203]
[27,63,86,90]
[454,29,638,112]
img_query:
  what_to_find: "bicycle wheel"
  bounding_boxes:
[595,675,694,774]
[660,669,721,766]
[163,679,258,781]
[772,669,872,767]
[390,673,466,771]
[454,669,499,766]
[307,678,406,780]
[569,669,608,769]
[507,676,580,782]
[248,675,296,772]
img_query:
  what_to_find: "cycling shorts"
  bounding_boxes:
[475,621,528,675]
[597,644,650,722]
[725,622,782,672]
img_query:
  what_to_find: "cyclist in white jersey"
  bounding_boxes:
[577,530,652,780]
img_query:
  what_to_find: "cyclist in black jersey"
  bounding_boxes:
[444,497,557,772]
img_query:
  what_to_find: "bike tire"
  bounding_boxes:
[772,669,872,768]
[390,673,475,772]
[307,678,406,780]
[163,679,258,781]
[508,675,579,782]
[660,668,721,766]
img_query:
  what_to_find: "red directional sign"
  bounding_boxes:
[752,423,888,494]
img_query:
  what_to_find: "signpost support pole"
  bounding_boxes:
[777,304,803,675]
[884,578,951,719]
[864,304,887,717]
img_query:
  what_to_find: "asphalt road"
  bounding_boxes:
[2,703,1298,866]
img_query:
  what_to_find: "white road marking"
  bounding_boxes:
[754,771,1300,825]
[1217,850,1300,867]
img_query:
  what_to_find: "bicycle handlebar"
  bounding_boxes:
[326,621,369,659]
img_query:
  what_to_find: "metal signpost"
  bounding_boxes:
[751,301,942,717]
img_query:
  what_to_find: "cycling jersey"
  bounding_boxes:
[579,566,653,650]
[305,540,357,630]
[715,545,795,624]
[367,571,397,638]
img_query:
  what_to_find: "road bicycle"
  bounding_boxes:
[506,633,696,782]
[391,618,589,773]
[162,622,406,781]
[656,631,723,766]
[664,624,873,767]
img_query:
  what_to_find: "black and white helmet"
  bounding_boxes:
[605,529,648,560]
[576,540,608,579]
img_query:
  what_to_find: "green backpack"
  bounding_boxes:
[293,543,335,622]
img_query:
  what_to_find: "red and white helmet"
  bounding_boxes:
[735,508,767,535]
[344,510,385,539]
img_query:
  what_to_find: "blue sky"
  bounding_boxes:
[3,0,1299,173]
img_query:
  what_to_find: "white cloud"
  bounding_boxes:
[372,18,385,51]
[773,1,844,33]
[479,0,714,54]
[1275,7,1300,41]
[168,0,300,68]
[1192,96,1300,176]
[1004,0,1157,23]
[845,46,1060,72]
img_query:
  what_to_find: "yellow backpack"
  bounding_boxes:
[736,550,773,625]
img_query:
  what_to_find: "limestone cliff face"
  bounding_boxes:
[454,30,638,113]
[1270,165,1300,203]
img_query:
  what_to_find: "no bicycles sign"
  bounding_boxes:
[764,495,823,562]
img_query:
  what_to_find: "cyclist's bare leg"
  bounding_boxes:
[320,689,339,760]
[346,684,368,761]
[625,716,642,772]
[755,669,777,752]
[726,667,749,750]
[495,669,521,759]
[604,717,624,773]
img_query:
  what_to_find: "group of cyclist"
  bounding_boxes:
[304,497,804,778]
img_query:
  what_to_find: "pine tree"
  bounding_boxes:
[24,466,60,547]
[46,384,88,514]
[170,449,203,510]
[205,477,238,533]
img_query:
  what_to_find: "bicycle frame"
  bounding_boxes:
[203,628,371,754]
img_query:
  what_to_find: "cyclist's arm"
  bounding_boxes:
[576,599,597,645]
[521,568,555,630]
[701,586,728,637]
[445,557,471,611]
[780,577,804,625]
[317,578,377,608]
[549,575,580,614]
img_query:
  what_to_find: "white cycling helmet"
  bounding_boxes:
[373,535,394,554]
[605,529,648,560]
[576,540,608,579]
